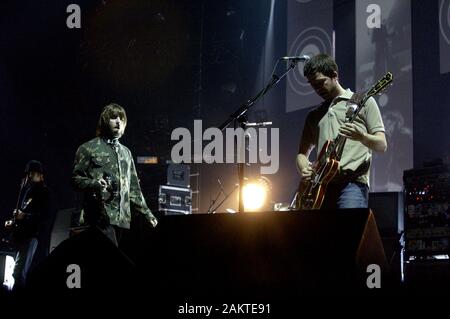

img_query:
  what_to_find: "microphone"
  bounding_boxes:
[279,55,310,62]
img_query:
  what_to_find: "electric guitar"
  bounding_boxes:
[3,177,33,242]
[290,72,393,210]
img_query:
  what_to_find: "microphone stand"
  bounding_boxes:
[218,60,299,213]
[206,179,226,214]
[208,183,240,214]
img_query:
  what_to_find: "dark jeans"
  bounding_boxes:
[12,237,38,289]
[321,182,369,211]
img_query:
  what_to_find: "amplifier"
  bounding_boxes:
[404,165,450,204]
[167,164,190,188]
[403,165,450,258]
[158,185,192,215]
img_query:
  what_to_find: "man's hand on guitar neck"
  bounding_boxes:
[338,123,365,141]
[339,123,387,152]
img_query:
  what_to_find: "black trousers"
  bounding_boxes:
[97,224,127,247]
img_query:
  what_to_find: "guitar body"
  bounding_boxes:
[4,197,33,244]
[294,140,340,210]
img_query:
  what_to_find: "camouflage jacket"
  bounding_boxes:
[72,137,156,229]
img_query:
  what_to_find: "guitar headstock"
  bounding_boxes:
[366,72,393,98]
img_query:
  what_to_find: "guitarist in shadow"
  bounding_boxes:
[4,160,51,290]
[296,54,388,210]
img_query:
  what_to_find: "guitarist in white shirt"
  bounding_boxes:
[296,54,387,210]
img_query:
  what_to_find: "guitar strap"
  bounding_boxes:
[335,92,364,161]
[348,92,365,106]
[334,92,370,183]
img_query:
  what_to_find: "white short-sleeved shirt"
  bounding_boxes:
[300,89,385,185]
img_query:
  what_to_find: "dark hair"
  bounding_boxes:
[303,53,338,78]
[96,103,127,137]
[25,160,43,174]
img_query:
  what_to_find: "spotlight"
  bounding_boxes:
[242,177,272,212]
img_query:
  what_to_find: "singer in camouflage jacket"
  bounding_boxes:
[72,104,157,230]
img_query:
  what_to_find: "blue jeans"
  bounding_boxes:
[12,237,38,289]
[321,182,369,210]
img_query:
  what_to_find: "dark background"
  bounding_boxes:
[0,0,449,228]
